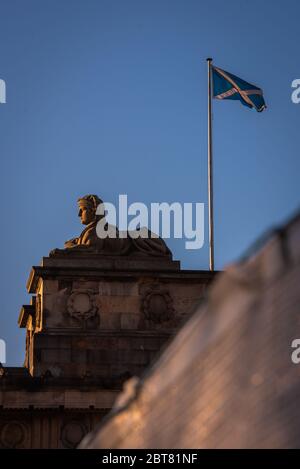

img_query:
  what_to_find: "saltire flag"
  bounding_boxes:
[212,65,266,112]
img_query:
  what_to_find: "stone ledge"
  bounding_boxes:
[27,264,217,293]
[0,389,119,409]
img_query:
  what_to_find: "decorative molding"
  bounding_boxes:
[67,290,98,321]
[61,420,88,448]
[141,285,174,323]
[35,294,42,329]
[0,421,27,449]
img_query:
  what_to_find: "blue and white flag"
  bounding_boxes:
[212,65,266,112]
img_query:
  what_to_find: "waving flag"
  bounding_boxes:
[206,58,267,271]
[212,65,266,112]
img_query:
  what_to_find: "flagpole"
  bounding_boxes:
[207,57,214,271]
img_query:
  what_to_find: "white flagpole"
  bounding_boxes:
[207,57,214,271]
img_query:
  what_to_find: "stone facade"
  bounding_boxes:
[0,251,215,448]
[80,212,300,449]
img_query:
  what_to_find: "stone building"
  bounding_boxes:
[80,211,300,449]
[0,195,215,448]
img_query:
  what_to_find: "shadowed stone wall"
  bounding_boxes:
[80,212,300,449]
[0,253,214,448]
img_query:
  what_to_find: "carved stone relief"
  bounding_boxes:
[0,421,27,449]
[141,285,174,324]
[61,420,88,449]
[67,290,98,321]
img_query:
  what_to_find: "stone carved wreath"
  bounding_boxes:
[61,420,88,449]
[0,421,27,449]
[67,290,98,320]
[142,287,174,324]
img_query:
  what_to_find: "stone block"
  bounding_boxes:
[143,337,162,351]
[98,281,139,296]
[120,313,140,330]
[71,349,87,364]
[42,348,71,364]
[42,280,59,294]
[99,312,121,330]
[118,350,149,366]
[99,296,140,315]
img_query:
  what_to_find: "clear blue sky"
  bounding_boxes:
[0,0,299,366]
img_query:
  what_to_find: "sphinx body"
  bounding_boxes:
[57,195,172,258]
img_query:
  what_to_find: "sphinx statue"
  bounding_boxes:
[50,195,172,258]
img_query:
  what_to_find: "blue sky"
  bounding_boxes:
[0,0,299,365]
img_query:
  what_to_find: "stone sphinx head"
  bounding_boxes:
[77,195,103,225]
